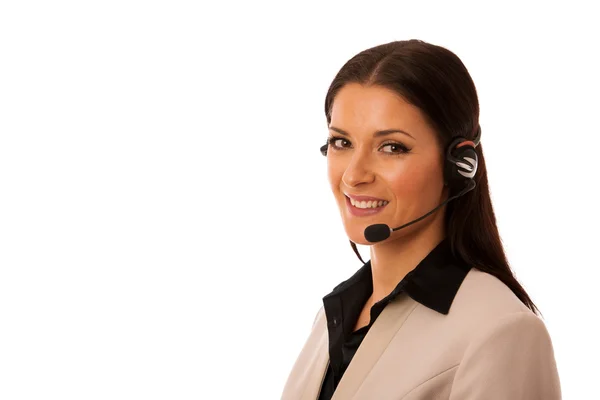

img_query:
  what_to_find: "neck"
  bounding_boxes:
[368,214,446,304]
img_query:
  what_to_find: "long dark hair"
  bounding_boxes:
[324,39,540,317]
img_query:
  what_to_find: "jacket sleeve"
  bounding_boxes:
[449,311,562,400]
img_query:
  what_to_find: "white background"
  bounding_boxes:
[1,1,598,399]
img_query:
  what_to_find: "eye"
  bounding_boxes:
[327,136,350,149]
[326,136,411,156]
[380,142,410,154]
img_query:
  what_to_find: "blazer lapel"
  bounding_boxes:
[331,295,418,400]
[299,310,330,400]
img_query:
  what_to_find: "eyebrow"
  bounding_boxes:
[328,126,415,140]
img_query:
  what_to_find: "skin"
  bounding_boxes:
[326,83,450,330]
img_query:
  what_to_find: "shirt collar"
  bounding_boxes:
[322,238,471,315]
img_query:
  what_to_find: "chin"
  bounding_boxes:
[343,225,371,245]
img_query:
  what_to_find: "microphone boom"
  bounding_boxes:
[364,180,476,243]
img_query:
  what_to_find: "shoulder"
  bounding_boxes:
[442,267,547,346]
[311,305,326,329]
[445,270,561,398]
[447,271,561,398]
[451,267,532,320]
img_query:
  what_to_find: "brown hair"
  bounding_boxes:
[324,39,540,316]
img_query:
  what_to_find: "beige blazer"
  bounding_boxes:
[281,268,561,399]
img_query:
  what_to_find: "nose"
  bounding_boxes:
[341,150,376,188]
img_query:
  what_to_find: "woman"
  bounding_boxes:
[280,40,561,400]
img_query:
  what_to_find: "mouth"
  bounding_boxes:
[345,195,389,217]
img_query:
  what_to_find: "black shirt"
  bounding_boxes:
[317,238,471,400]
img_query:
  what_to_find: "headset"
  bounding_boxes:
[320,126,481,243]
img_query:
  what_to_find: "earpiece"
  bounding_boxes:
[320,143,328,157]
[443,125,481,191]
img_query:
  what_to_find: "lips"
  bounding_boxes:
[345,195,388,217]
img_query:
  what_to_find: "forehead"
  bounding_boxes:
[330,83,430,133]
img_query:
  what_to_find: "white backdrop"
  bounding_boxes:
[1,1,598,399]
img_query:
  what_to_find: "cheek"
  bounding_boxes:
[385,161,442,199]
[327,163,343,192]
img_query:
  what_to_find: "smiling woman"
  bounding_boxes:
[280,39,561,400]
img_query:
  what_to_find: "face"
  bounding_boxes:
[327,83,447,245]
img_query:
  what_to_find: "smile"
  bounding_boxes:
[349,197,389,208]
[345,195,388,217]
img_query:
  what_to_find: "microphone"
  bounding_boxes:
[364,180,477,243]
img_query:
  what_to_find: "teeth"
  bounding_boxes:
[349,198,389,209]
